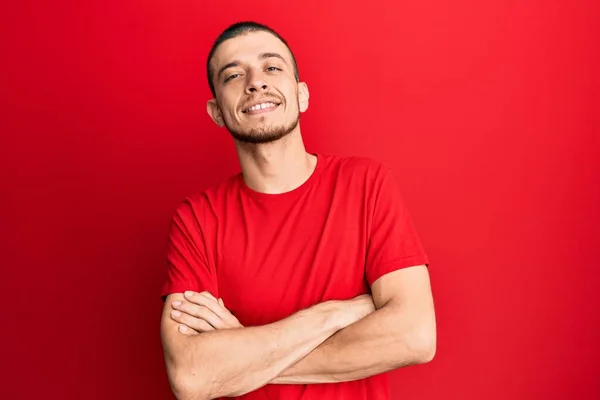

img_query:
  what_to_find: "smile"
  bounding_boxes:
[242,102,279,114]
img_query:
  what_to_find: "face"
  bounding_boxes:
[207,31,309,144]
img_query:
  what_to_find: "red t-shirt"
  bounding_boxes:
[161,153,429,399]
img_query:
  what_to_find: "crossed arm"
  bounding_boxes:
[160,265,436,399]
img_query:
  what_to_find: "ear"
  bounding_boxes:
[298,82,310,113]
[207,99,225,127]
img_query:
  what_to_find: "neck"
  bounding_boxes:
[234,129,317,194]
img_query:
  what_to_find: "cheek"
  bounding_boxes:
[280,87,297,106]
[291,92,301,110]
[217,98,239,120]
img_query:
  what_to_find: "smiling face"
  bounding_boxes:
[207,30,309,144]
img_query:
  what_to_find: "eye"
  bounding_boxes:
[224,73,242,83]
[266,66,282,72]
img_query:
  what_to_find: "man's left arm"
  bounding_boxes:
[271,264,436,384]
[271,164,437,383]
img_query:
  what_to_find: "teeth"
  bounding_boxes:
[246,102,276,112]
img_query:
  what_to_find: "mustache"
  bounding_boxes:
[241,94,283,108]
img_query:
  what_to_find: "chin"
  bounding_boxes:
[229,124,298,145]
[225,112,300,144]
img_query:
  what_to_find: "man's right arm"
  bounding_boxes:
[161,293,373,400]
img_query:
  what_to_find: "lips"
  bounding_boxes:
[242,99,281,113]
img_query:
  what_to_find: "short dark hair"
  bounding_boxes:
[206,21,300,97]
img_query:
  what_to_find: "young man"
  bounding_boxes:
[160,21,436,400]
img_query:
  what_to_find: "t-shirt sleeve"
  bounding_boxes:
[365,165,429,286]
[160,197,218,300]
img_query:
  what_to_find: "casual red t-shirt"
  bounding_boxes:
[161,153,429,400]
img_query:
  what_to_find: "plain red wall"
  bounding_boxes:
[1,1,598,398]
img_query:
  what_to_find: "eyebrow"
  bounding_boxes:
[217,52,287,78]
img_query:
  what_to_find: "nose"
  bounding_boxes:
[245,69,268,94]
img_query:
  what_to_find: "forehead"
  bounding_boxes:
[212,31,292,68]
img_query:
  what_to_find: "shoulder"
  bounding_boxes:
[172,173,241,221]
[319,153,392,183]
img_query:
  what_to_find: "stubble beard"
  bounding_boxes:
[225,110,301,145]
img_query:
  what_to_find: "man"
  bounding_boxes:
[160,21,436,400]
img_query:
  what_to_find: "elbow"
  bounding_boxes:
[404,326,437,365]
[165,357,211,400]
[416,335,436,364]
[168,360,244,400]
[168,368,210,400]
[170,369,249,400]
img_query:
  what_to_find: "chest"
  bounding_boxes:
[214,189,370,326]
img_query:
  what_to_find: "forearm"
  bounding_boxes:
[272,303,436,384]
[164,300,348,399]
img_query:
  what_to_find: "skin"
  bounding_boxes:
[206,30,316,196]
[160,30,436,399]
[206,30,308,145]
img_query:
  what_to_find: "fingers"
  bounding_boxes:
[198,291,218,301]
[177,324,199,335]
[170,291,244,331]
[171,306,216,333]
[206,293,227,311]
[172,300,227,329]
[212,297,243,327]
[182,291,240,327]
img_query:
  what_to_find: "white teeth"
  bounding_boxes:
[246,102,276,112]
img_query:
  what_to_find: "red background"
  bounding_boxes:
[1,1,598,399]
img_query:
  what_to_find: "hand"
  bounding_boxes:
[344,294,376,325]
[170,290,244,335]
